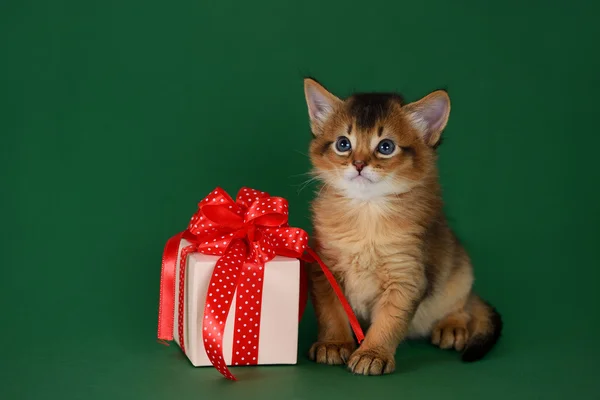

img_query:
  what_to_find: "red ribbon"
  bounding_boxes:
[157,187,364,380]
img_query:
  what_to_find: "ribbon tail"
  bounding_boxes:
[303,247,365,344]
[157,232,185,342]
[202,240,247,381]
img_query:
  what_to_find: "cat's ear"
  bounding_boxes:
[304,78,341,135]
[403,90,450,147]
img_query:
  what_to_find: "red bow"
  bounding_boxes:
[157,187,364,380]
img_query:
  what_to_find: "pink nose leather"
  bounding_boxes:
[353,160,365,172]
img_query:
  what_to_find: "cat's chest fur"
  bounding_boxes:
[314,199,406,321]
[342,255,382,321]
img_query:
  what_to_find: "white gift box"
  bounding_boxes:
[173,239,300,367]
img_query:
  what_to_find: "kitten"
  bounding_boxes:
[302,78,502,375]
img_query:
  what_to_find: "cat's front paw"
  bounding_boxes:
[347,347,396,375]
[308,341,356,365]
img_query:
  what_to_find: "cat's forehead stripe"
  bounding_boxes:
[348,92,404,131]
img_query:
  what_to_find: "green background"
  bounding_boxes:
[2,0,599,398]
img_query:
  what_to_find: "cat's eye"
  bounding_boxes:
[335,136,352,153]
[376,139,396,155]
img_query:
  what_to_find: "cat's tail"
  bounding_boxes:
[461,294,503,362]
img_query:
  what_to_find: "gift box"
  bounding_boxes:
[157,187,364,381]
[172,238,300,367]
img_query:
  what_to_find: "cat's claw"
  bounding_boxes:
[347,347,396,375]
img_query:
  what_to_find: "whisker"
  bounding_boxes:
[288,171,316,178]
[296,176,320,194]
[293,149,310,158]
[316,181,330,198]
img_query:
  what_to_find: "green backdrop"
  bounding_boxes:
[2,0,599,399]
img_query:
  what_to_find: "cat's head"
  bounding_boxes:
[303,78,450,201]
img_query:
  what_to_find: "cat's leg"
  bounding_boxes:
[347,264,426,375]
[421,257,473,351]
[308,262,356,365]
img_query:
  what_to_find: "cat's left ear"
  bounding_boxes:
[304,78,342,136]
[403,90,450,147]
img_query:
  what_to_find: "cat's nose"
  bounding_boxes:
[353,160,365,172]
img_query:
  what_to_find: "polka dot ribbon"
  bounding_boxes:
[157,187,364,380]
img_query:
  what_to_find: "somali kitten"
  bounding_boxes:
[302,78,502,375]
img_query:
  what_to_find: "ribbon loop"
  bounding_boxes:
[244,196,289,226]
[201,205,245,230]
[236,187,270,208]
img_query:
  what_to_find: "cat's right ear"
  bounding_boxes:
[304,78,341,136]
